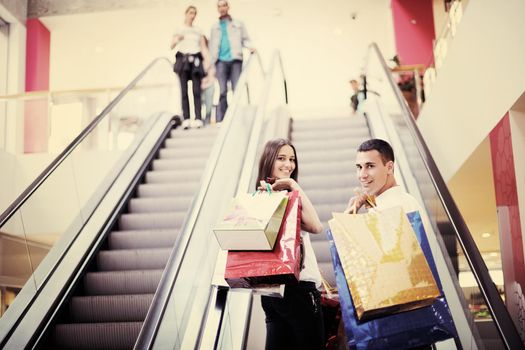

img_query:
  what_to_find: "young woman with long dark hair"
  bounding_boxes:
[256,138,325,350]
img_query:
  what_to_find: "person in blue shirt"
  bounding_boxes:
[209,0,255,123]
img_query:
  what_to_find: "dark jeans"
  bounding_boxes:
[261,282,325,350]
[215,59,242,123]
[178,69,202,120]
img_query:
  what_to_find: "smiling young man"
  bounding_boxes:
[343,138,433,350]
[344,138,427,217]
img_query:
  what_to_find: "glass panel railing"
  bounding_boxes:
[0,57,180,342]
[137,53,266,349]
[364,43,522,349]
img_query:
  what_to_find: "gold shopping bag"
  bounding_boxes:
[213,191,288,250]
[328,206,440,321]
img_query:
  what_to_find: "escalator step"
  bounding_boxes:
[170,127,219,139]
[299,174,359,192]
[299,160,354,176]
[297,149,358,163]
[145,169,202,184]
[294,138,359,151]
[97,248,171,271]
[304,187,354,206]
[159,146,212,159]
[137,183,199,198]
[53,322,142,350]
[108,229,179,250]
[152,158,207,171]
[312,203,347,223]
[83,270,163,295]
[164,136,216,149]
[293,126,369,142]
[292,117,365,131]
[128,196,193,213]
[119,212,186,230]
[69,294,154,322]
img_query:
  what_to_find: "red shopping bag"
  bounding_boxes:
[224,190,302,288]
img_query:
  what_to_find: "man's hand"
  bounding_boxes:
[344,187,374,214]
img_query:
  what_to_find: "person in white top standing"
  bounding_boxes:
[256,138,325,350]
[171,6,211,129]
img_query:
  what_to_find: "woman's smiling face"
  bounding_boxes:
[272,145,296,179]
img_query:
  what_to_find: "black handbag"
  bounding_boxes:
[173,53,185,74]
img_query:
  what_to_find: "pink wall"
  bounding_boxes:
[24,18,50,153]
[489,112,525,337]
[391,0,436,66]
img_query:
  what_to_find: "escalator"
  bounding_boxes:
[3,44,522,349]
[0,53,268,349]
[213,45,524,350]
[42,127,218,349]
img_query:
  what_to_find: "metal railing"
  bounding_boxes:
[0,57,179,345]
[365,42,522,349]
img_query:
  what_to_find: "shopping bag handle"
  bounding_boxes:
[300,237,305,270]
[320,271,336,298]
[349,194,377,215]
[252,181,273,196]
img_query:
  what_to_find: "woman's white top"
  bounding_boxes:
[299,231,322,287]
[174,25,202,54]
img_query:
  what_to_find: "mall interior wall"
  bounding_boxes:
[417,0,525,183]
[391,0,435,66]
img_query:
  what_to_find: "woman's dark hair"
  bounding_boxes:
[255,138,299,190]
[357,138,395,164]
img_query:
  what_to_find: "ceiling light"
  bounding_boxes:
[481,232,491,238]
[489,252,499,257]
[333,28,343,36]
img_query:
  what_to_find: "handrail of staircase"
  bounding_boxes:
[0,57,174,229]
[0,56,178,347]
[368,42,522,349]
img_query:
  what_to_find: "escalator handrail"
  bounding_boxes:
[236,50,287,193]
[0,57,173,229]
[367,42,522,349]
[196,50,287,350]
[277,53,288,104]
[134,52,265,350]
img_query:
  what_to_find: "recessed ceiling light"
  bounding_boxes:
[489,252,499,257]
[333,28,343,36]
[481,232,491,238]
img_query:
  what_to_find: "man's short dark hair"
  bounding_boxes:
[357,139,395,164]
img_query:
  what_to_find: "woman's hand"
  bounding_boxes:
[257,178,298,193]
[257,178,322,233]
[271,178,298,192]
